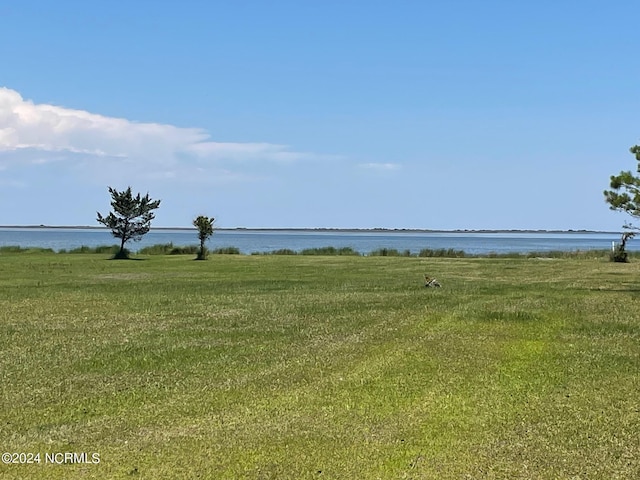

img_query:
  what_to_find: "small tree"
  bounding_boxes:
[604,144,640,262]
[97,186,161,259]
[193,215,215,260]
[610,231,635,263]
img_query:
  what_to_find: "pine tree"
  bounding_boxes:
[97,187,161,259]
[193,215,215,260]
[604,144,640,261]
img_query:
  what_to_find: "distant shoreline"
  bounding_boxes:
[0,225,619,234]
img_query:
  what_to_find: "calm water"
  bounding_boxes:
[0,228,633,255]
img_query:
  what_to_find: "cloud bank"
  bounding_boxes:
[0,87,325,183]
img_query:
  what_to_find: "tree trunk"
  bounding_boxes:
[116,236,128,259]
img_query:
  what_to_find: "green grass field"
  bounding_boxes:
[1,252,639,479]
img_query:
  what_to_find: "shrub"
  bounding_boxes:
[522,250,611,260]
[139,243,175,255]
[66,245,120,254]
[30,248,55,254]
[95,245,121,254]
[267,249,298,255]
[210,247,241,255]
[112,248,132,259]
[418,248,466,258]
[0,245,27,253]
[68,245,93,254]
[138,244,237,256]
[610,244,629,263]
[0,246,54,254]
[169,245,199,255]
[368,248,413,257]
[300,246,360,256]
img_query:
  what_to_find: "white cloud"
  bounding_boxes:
[0,87,329,182]
[185,141,324,163]
[358,162,401,171]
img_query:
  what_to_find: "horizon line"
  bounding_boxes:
[0,224,621,234]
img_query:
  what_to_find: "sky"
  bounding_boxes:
[1,0,639,230]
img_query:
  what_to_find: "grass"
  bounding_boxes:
[300,246,360,256]
[0,245,55,254]
[6,242,640,260]
[137,243,199,255]
[1,252,639,478]
[65,245,122,255]
[369,247,413,257]
[138,244,240,256]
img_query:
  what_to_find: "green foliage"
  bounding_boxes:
[65,244,122,254]
[0,245,54,254]
[418,247,466,258]
[484,250,619,260]
[0,242,625,260]
[210,246,240,255]
[137,244,238,256]
[264,248,298,255]
[609,232,635,263]
[369,247,395,256]
[170,245,199,255]
[113,249,131,259]
[139,243,177,255]
[369,248,412,257]
[604,144,640,255]
[138,244,197,255]
[94,244,122,254]
[0,245,29,253]
[610,244,629,263]
[130,245,625,259]
[68,245,92,254]
[96,186,161,259]
[252,247,360,256]
[193,215,215,260]
[299,246,360,256]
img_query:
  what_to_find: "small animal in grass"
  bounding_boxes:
[424,275,441,288]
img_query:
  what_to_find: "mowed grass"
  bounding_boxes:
[1,253,639,479]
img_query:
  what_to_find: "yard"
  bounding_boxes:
[1,252,638,478]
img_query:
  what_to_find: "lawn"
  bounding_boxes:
[0,252,639,479]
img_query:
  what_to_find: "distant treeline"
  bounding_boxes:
[0,243,635,259]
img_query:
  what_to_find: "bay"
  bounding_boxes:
[0,227,634,255]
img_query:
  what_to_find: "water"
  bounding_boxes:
[0,227,633,255]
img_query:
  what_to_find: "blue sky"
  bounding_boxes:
[1,1,639,230]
